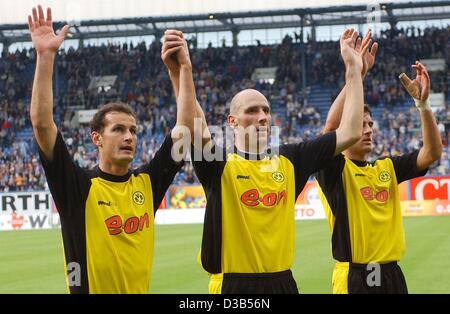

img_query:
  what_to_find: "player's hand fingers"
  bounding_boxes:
[414,61,426,74]
[420,63,431,84]
[162,39,184,53]
[46,7,52,27]
[355,37,362,50]
[32,7,39,29]
[349,29,358,47]
[399,73,421,99]
[28,15,34,32]
[164,29,183,37]
[416,61,430,97]
[370,42,378,57]
[162,46,183,60]
[38,5,45,26]
[164,40,184,51]
[58,25,70,41]
[361,38,372,56]
[340,28,353,44]
[360,29,371,48]
[32,7,38,22]
[399,73,413,89]
[412,61,423,77]
[164,34,184,42]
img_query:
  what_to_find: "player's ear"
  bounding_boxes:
[91,131,103,147]
[227,115,237,129]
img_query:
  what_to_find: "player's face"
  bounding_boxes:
[348,112,374,156]
[231,95,272,150]
[98,112,137,165]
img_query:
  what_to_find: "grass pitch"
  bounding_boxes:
[0,216,449,294]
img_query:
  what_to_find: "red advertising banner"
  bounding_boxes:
[409,176,450,201]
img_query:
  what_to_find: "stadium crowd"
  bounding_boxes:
[0,26,449,192]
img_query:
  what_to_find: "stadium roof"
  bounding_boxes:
[0,0,449,45]
[1,0,443,24]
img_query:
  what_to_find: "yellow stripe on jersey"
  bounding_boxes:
[220,153,296,273]
[85,173,154,294]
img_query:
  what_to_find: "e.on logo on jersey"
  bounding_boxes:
[104,213,150,235]
[409,177,450,200]
[240,189,286,207]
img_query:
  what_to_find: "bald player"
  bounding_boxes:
[162,28,368,294]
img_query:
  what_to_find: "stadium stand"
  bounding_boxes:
[0,26,449,192]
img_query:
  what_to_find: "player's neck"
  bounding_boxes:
[235,139,267,154]
[343,150,368,162]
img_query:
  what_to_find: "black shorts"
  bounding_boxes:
[220,270,299,294]
[347,262,408,294]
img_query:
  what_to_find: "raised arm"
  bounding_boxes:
[323,30,378,133]
[167,33,196,138]
[28,6,69,161]
[161,30,211,148]
[399,62,443,171]
[333,29,366,156]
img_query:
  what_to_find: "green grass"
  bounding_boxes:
[1,216,450,293]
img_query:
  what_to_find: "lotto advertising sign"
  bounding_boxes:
[295,181,326,220]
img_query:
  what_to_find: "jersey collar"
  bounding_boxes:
[350,159,368,167]
[232,146,273,160]
[94,166,132,182]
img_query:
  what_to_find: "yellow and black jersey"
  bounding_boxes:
[39,131,183,294]
[316,151,427,264]
[192,132,336,275]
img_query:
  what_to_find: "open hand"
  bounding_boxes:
[340,29,370,72]
[28,5,69,55]
[356,30,378,77]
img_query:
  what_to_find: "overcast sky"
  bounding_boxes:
[1,0,415,25]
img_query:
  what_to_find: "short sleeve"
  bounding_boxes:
[38,131,91,217]
[389,150,428,183]
[280,131,337,195]
[139,135,185,211]
[191,141,226,189]
[315,154,346,193]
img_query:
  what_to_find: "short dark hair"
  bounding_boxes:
[90,102,136,133]
[364,104,372,118]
